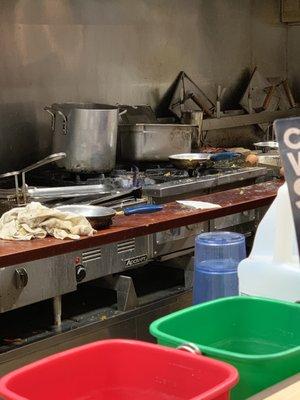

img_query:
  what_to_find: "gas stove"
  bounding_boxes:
[0,163,273,365]
[24,163,269,205]
[0,161,270,216]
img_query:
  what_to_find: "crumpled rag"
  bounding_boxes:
[0,202,95,240]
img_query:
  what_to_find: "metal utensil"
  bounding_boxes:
[169,152,240,174]
[0,153,66,205]
[28,184,113,200]
[254,141,278,153]
[120,204,163,215]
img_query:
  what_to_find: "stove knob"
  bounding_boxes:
[76,265,86,282]
[15,268,28,289]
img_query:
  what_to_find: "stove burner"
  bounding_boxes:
[25,162,244,190]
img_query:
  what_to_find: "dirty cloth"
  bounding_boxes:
[0,202,95,240]
[177,200,221,210]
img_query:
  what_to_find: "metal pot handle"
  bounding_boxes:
[177,343,202,355]
[44,106,68,135]
[44,106,55,131]
[57,110,68,135]
[20,153,66,203]
[119,109,127,116]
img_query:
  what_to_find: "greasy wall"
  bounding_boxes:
[0,0,296,172]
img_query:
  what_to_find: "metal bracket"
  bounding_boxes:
[157,255,194,289]
[53,295,62,331]
[99,275,138,311]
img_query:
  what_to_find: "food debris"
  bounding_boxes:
[3,338,24,345]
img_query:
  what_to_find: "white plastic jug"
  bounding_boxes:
[238,182,300,302]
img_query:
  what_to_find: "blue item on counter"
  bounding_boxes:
[123,204,163,215]
[193,231,246,304]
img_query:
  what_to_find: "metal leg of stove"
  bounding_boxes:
[98,275,138,312]
[53,295,62,330]
[115,276,138,312]
[159,255,194,289]
[184,259,194,289]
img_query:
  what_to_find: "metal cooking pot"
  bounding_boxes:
[45,103,125,173]
[117,124,197,162]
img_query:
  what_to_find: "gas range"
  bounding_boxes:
[0,163,273,361]
[24,163,269,206]
[24,163,270,267]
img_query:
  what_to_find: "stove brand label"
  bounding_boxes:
[124,254,148,268]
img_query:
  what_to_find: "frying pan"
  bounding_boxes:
[253,141,278,153]
[169,152,240,174]
[55,204,163,230]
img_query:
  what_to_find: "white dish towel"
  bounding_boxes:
[0,202,95,241]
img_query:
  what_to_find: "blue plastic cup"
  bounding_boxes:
[193,232,246,304]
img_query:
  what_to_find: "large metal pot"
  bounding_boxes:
[45,103,120,173]
[117,124,197,162]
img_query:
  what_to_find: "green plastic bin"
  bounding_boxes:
[150,296,300,400]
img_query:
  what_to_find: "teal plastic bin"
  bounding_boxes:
[150,296,300,400]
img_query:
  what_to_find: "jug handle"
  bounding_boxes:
[44,106,55,131]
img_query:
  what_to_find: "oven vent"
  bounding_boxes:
[117,239,135,253]
[82,247,102,263]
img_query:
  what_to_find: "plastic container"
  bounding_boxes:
[0,339,239,400]
[150,296,300,400]
[238,182,300,302]
[193,232,246,304]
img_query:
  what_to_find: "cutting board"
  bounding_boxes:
[248,374,300,400]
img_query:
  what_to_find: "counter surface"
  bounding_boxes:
[0,180,282,267]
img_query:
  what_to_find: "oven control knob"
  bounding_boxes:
[15,268,28,289]
[76,265,86,282]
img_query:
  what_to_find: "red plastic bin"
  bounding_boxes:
[0,340,238,400]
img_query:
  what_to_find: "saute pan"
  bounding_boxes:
[169,152,240,175]
[253,141,278,153]
[55,204,163,229]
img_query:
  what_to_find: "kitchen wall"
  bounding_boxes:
[0,0,298,172]
[288,25,300,101]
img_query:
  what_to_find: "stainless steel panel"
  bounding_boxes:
[0,254,78,313]
[151,222,209,258]
[144,167,268,199]
[80,236,150,282]
[210,210,256,230]
[110,236,150,270]
[0,290,192,375]
[118,124,195,162]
